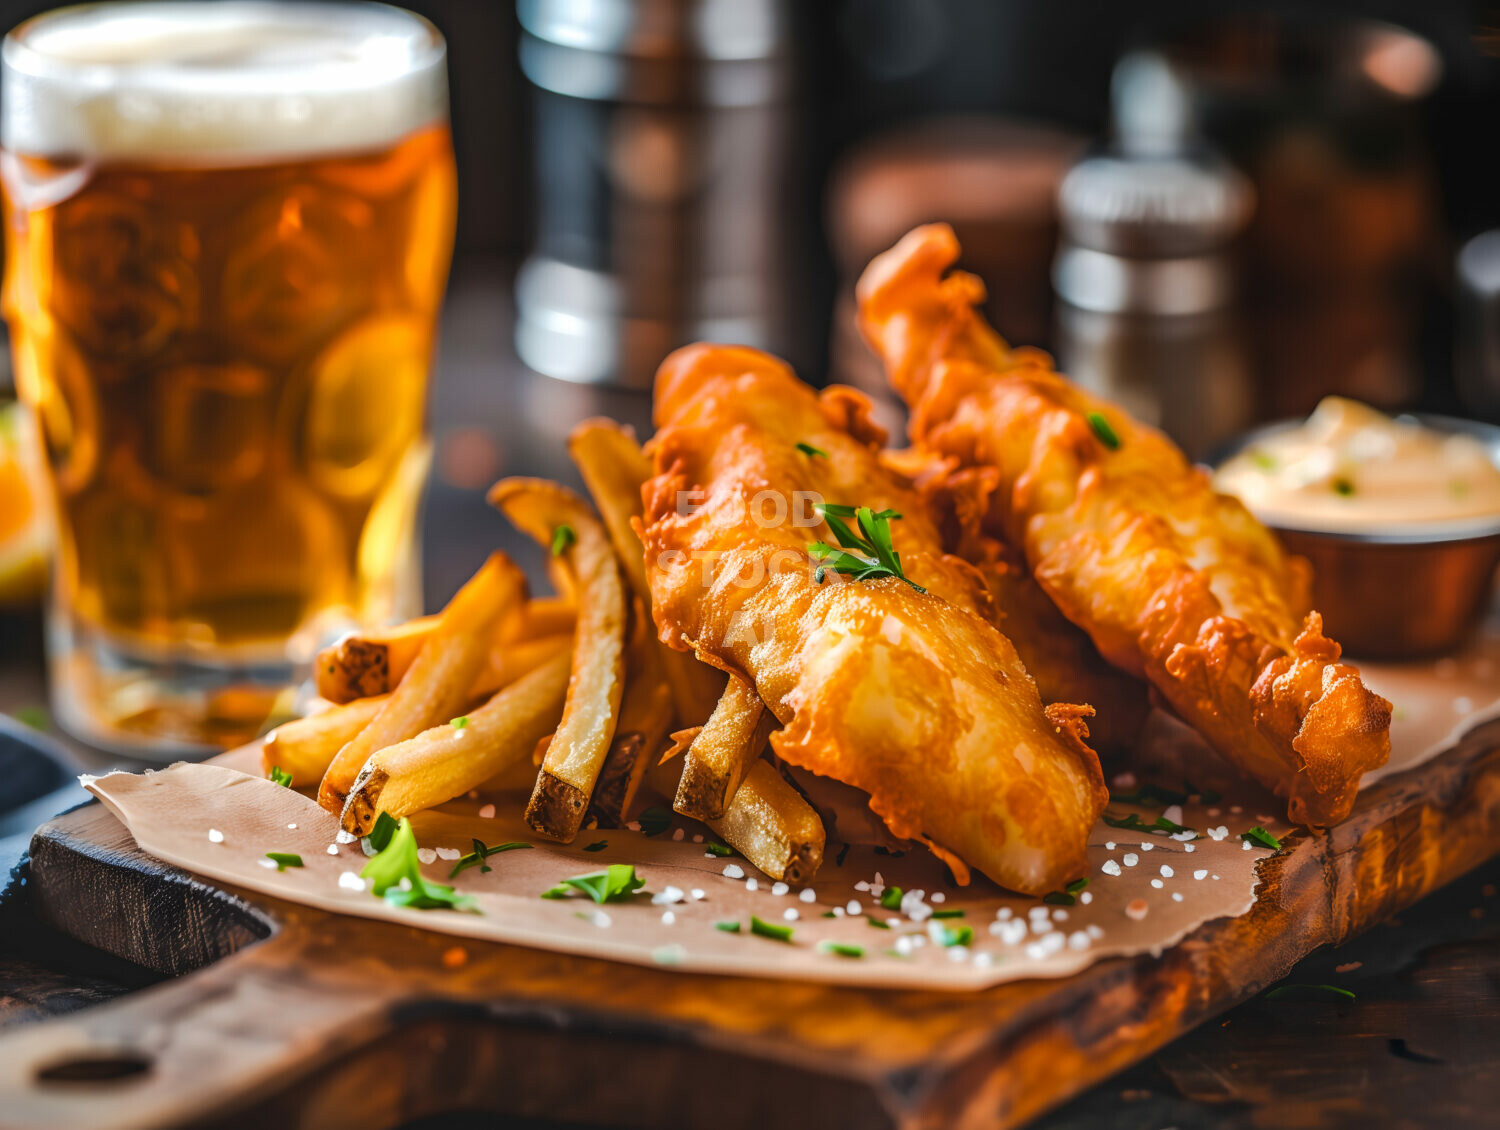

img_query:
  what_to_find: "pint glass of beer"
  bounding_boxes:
[1,3,456,753]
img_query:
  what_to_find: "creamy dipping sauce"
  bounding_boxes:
[1216,397,1500,534]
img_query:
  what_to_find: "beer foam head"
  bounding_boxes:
[2,2,447,162]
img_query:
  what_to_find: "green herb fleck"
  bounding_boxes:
[1332,477,1355,497]
[265,851,303,871]
[449,838,531,878]
[1066,877,1089,894]
[715,919,741,933]
[809,503,927,594]
[934,923,973,947]
[450,715,469,730]
[750,915,794,942]
[583,840,608,853]
[1087,411,1121,450]
[1104,811,1194,837]
[821,911,838,918]
[879,885,905,911]
[930,908,966,919]
[703,841,734,858]
[366,811,400,852]
[637,806,673,837]
[866,917,891,929]
[1264,983,1354,1002]
[1241,826,1282,851]
[818,941,865,958]
[835,842,851,866]
[541,863,646,904]
[360,818,478,912]
[796,442,828,458]
[550,523,576,556]
[1250,450,1278,471]
[1044,891,1076,906]
[267,765,293,788]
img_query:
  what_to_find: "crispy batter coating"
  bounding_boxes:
[637,343,1106,894]
[857,224,1391,825]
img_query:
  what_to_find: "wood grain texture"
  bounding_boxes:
[1,718,1497,1130]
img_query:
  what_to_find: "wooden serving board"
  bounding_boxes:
[1,717,1498,1130]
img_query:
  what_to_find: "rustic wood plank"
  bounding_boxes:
[0,717,1496,1130]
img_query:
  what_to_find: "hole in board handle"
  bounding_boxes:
[35,1052,152,1084]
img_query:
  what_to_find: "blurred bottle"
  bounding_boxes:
[1458,231,1500,422]
[515,0,798,389]
[1053,54,1255,460]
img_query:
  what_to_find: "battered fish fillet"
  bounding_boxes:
[637,343,1106,894]
[857,224,1391,826]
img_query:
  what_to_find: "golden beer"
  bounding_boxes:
[1,3,456,751]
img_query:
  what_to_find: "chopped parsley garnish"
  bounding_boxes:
[584,840,608,852]
[930,908,966,919]
[809,503,926,594]
[449,838,531,878]
[361,818,478,912]
[1087,411,1121,450]
[1104,811,1194,837]
[637,806,673,837]
[267,765,293,788]
[703,841,734,858]
[866,917,891,929]
[450,716,469,730]
[550,524,576,556]
[1264,983,1354,1002]
[1241,826,1282,850]
[1043,876,1089,906]
[934,923,973,947]
[879,885,905,911]
[750,915,793,942]
[541,863,646,904]
[366,811,400,852]
[265,852,303,871]
[1332,477,1355,497]
[821,911,838,918]
[715,919,741,933]
[818,941,865,958]
[1067,877,1090,894]
[796,442,828,458]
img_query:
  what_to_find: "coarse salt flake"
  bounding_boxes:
[339,871,366,892]
[690,888,705,900]
[1102,859,1122,877]
[799,888,816,903]
[651,886,685,906]
[326,844,339,855]
[722,864,745,879]
[745,878,759,892]
[416,848,437,864]
[1068,930,1091,950]
[436,847,461,861]
[336,829,357,844]
[931,892,945,903]
[1160,864,1174,878]
[771,882,789,896]
[1122,853,1139,867]
[1079,891,1093,905]
[1172,892,1184,902]
[660,910,676,925]
[1105,841,1116,850]
[1150,879,1164,889]
[1139,842,1153,852]
[846,899,861,915]
[207,828,224,843]
[1194,869,1208,880]
[1207,825,1229,841]
[592,910,612,928]
[671,828,685,842]
[477,804,495,819]
[783,908,799,922]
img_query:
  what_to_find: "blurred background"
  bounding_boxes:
[0,0,1498,611]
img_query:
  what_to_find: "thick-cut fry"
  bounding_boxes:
[262,695,387,787]
[314,616,438,704]
[490,478,627,842]
[339,651,572,835]
[673,677,774,822]
[568,418,724,727]
[264,633,572,790]
[709,760,825,885]
[587,633,674,827]
[316,599,576,704]
[317,552,526,812]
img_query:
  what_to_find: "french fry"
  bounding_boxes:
[313,616,439,704]
[315,598,576,704]
[567,418,724,726]
[587,624,674,826]
[709,759,825,885]
[490,478,627,842]
[317,552,526,812]
[340,650,572,835]
[673,677,774,821]
[642,753,825,884]
[262,695,387,787]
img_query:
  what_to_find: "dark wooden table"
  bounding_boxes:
[3,264,1499,1129]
